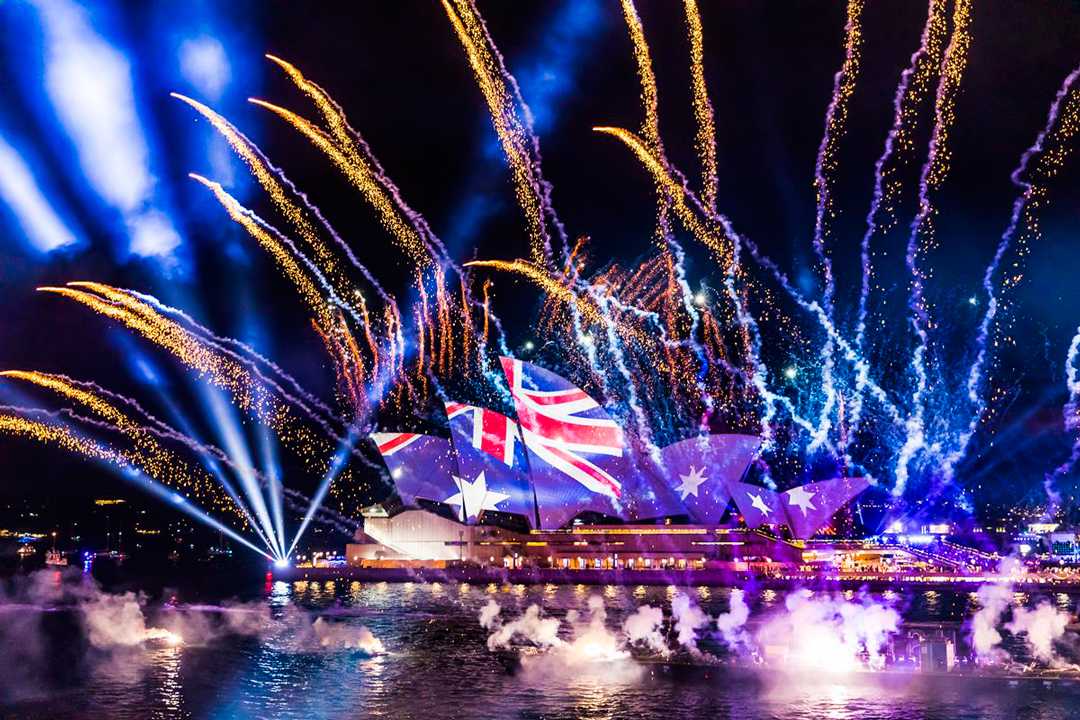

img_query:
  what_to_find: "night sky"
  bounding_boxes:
[1,1,1079,522]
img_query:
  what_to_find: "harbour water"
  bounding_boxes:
[2,579,1078,720]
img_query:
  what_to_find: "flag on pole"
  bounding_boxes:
[499,356,624,528]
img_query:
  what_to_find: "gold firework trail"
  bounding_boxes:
[684,0,718,213]
[442,0,552,265]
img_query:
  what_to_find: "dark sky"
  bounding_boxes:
[1,1,1079,514]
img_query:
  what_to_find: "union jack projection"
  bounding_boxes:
[369,358,869,537]
[500,356,625,499]
[369,432,459,511]
[444,402,536,523]
[444,401,521,467]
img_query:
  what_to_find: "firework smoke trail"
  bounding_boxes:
[172,94,395,313]
[0,406,276,560]
[1045,328,1080,509]
[247,98,434,271]
[185,177,404,419]
[620,0,676,385]
[178,90,396,302]
[67,278,353,441]
[262,55,451,267]
[124,289,343,427]
[806,0,864,453]
[895,0,973,497]
[178,91,412,396]
[178,98,410,411]
[35,283,366,493]
[678,0,721,422]
[942,67,1080,483]
[621,0,711,424]
[452,0,574,260]
[466,259,691,363]
[593,290,659,460]
[445,0,660,414]
[684,0,717,213]
[186,175,334,330]
[849,0,950,463]
[592,126,829,449]
[253,57,515,391]
[854,0,949,337]
[10,373,361,542]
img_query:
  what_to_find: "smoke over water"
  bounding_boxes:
[0,569,385,702]
[969,558,1076,667]
[478,576,1080,682]
[754,590,900,671]
[478,588,908,676]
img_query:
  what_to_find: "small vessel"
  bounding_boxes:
[45,549,68,567]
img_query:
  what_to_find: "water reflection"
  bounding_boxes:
[7,581,1078,720]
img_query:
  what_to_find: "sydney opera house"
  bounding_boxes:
[345,358,870,571]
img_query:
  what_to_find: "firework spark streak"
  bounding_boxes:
[852,0,948,397]
[0,406,275,560]
[442,0,555,266]
[1046,329,1080,508]
[806,0,864,453]
[894,0,973,497]
[942,67,1080,484]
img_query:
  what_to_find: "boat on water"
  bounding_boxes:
[45,549,68,567]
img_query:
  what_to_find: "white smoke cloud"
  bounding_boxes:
[81,590,181,648]
[967,556,1074,667]
[486,603,563,651]
[1006,603,1070,664]
[563,595,628,664]
[308,617,385,654]
[479,598,501,630]
[970,582,1013,663]
[670,591,710,653]
[714,588,751,650]
[755,590,900,671]
[483,595,636,675]
[621,604,668,656]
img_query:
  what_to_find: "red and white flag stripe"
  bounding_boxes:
[503,358,624,498]
[370,432,421,455]
[444,401,518,467]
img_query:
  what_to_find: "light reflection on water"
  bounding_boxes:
[5,582,1078,720]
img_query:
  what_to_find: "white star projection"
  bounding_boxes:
[445,472,509,521]
[676,465,708,499]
